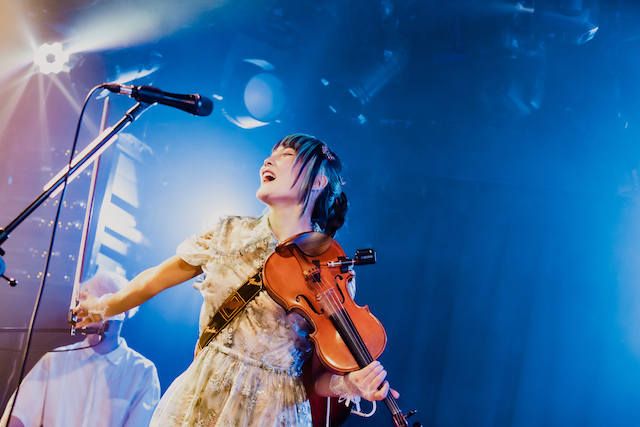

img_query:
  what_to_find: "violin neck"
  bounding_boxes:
[328,307,408,426]
[328,307,373,366]
[386,395,409,427]
[392,413,410,427]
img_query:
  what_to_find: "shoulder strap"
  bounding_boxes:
[195,268,263,357]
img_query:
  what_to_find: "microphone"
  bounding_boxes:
[103,84,213,116]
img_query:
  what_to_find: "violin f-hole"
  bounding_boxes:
[333,275,347,304]
[295,293,324,315]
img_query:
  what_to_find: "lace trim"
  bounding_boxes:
[183,215,277,265]
[329,374,362,412]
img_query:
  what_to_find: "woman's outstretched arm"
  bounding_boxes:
[73,255,202,326]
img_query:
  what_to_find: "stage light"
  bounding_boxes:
[219,59,286,129]
[539,8,598,45]
[319,47,406,121]
[512,0,599,46]
[34,42,70,75]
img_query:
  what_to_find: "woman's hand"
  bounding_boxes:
[72,255,202,328]
[331,361,400,402]
[72,291,107,327]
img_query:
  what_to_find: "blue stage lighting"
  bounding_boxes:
[220,59,286,129]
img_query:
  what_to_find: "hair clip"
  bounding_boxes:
[321,144,335,161]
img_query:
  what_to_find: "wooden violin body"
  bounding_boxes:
[263,232,412,427]
[262,232,386,373]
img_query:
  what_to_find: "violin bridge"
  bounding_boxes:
[315,287,339,316]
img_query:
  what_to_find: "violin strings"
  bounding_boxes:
[325,285,403,415]
[320,276,372,365]
[319,272,403,415]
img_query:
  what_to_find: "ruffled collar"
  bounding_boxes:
[208,209,322,263]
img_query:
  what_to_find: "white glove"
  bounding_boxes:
[329,360,393,410]
[74,292,118,324]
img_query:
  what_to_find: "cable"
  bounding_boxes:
[6,84,105,422]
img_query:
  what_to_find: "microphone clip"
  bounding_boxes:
[78,321,110,339]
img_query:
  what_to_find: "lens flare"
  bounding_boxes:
[34,42,70,75]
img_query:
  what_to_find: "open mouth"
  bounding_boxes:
[262,171,276,182]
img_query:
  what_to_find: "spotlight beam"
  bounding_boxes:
[0,64,38,144]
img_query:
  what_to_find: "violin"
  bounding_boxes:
[262,231,412,427]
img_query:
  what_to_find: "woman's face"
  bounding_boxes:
[256,145,306,208]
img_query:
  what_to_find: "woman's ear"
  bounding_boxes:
[312,174,328,191]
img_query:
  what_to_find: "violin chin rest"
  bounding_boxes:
[277,231,333,256]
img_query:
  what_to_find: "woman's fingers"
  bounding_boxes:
[71,293,102,325]
[74,317,92,328]
[72,293,96,313]
[354,361,384,383]
[390,387,400,399]
[373,380,390,400]
[348,362,379,397]
[366,382,401,401]
[346,361,403,402]
[345,360,403,401]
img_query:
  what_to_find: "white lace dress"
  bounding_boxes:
[150,214,314,427]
